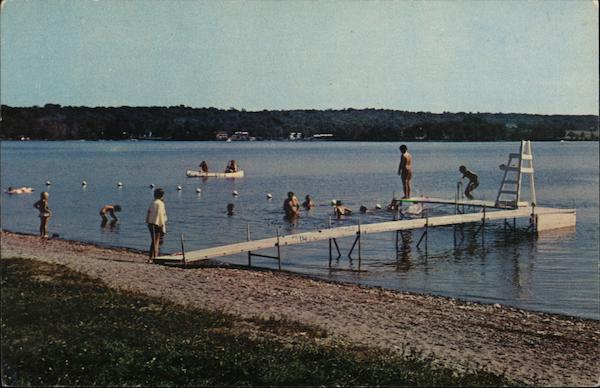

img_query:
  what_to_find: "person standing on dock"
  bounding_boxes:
[459,165,479,200]
[146,188,167,263]
[33,191,51,238]
[397,144,413,198]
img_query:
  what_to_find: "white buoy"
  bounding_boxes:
[45,180,51,186]
[117,182,123,187]
[232,190,239,196]
[330,199,336,206]
[81,180,87,186]
[149,184,155,189]
[176,185,182,191]
[196,188,202,194]
[266,193,273,199]
[375,203,382,209]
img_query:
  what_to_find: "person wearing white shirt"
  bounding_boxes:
[146,188,167,262]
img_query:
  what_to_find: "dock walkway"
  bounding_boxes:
[156,205,575,264]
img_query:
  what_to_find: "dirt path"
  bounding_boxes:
[2,231,598,386]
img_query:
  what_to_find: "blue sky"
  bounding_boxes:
[1,0,598,114]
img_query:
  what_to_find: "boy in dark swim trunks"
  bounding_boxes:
[459,165,479,200]
[397,145,413,198]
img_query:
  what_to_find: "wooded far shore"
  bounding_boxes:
[1,104,597,141]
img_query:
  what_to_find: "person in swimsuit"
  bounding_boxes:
[99,204,122,222]
[459,165,479,200]
[397,144,413,199]
[33,191,51,238]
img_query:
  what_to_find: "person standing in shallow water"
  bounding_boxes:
[397,144,413,199]
[146,188,167,263]
[33,191,51,238]
[283,191,300,218]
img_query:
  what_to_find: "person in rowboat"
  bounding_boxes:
[199,161,209,173]
[459,165,479,200]
[225,160,238,173]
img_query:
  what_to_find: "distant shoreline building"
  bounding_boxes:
[310,133,334,140]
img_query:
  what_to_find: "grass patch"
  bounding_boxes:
[1,258,515,386]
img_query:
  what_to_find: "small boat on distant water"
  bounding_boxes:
[186,170,245,178]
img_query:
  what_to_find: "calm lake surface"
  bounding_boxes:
[1,141,598,319]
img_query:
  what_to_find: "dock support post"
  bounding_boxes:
[276,229,282,271]
[527,203,536,236]
[416,216,428,255]
[358,220,362,270]
[482,206,486,245]
[180,233,186,268]
[247,224,251,267]
[348,229,361,260]
[328,216,341,266]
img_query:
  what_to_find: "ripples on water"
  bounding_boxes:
[1,141,598,319]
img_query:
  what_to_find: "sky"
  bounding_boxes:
[1,0,598,114]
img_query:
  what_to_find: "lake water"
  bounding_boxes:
[1,140,598,319]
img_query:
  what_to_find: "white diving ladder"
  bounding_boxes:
[495,140,536,208]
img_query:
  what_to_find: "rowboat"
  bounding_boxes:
[186,170,245,178]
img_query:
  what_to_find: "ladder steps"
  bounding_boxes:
[495,140,536,209]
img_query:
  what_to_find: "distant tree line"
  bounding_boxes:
[0,104,597,141]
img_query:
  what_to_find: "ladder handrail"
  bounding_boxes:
[495,140,536,208]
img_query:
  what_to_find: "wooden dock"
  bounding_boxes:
[155,205,575,264]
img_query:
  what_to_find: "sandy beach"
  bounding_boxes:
[1,231,598,386]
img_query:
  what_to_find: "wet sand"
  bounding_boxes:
[1,231,598,386]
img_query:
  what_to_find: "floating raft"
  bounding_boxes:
[186,170,244,178]
[155,206,575,264]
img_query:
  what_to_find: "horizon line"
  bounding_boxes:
[1,104,598,117]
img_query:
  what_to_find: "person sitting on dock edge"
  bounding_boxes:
[387,198,401,211]
[459,165,479,200]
